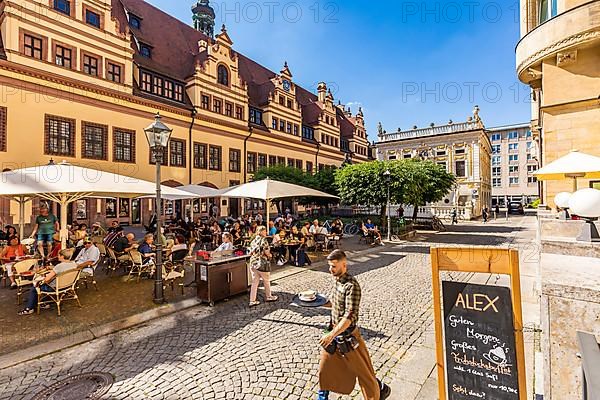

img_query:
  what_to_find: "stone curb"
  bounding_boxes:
[0,297,202,370]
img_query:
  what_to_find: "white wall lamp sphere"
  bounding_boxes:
[568,189,600,218]
[554,192,572,209]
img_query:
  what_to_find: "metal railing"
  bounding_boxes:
[577,331,600,400]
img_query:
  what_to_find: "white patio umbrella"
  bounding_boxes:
[219,178,338,223]
[0,161,195,246]
[534,150,600,191]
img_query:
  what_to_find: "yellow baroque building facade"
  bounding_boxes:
[516,0,600,206]
[0,0,370,226]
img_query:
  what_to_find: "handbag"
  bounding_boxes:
[256,257,270,272]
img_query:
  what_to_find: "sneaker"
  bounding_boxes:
[39,304,51,310]
[18,308,34,316]
[380,242,385,246]
[380,383,391,400]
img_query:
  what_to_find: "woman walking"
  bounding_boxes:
[248,226,278,307]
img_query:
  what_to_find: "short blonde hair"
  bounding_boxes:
[256,226,267,234]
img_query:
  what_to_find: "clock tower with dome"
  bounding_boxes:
[192,0,216,38]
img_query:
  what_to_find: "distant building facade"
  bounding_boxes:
[375,107,492,219]
[487,123,540,206]
[516,0,600,206]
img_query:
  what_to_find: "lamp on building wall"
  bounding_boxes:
[383,169,391,241]
[144,112,173,304]
[568,188,600,242]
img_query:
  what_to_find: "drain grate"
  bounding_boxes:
[32,372,114,400]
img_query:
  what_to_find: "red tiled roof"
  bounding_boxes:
[112,0,325,112]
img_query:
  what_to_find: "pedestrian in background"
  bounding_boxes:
[317,250,391,400]
[482,207,489,223]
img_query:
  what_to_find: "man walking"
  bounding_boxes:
[317,250,391,400]
[30,205,59,259]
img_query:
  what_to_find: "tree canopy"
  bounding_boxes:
[334,159,456,218]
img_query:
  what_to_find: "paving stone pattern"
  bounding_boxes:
[0,225,512,400]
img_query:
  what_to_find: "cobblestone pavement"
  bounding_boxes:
[0,220,522,400]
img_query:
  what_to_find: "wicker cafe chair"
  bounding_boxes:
[37,268,82,316]
[313,234,327,253]
[77,258,99,291]
[162,264,185,296]
[128,250,154,282]
[14,259,39,305]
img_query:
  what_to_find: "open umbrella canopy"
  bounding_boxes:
[0,161,194,243]
[220,178,338,223]
[220,178,338,201]
[0,161,193,198]
[534,150,600,180]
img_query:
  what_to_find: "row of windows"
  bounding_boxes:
[492,176,538,188]
[271,117,299,136]
[494,165,538,175]
[278,95,294,110]
[321,134,339,148]
[53,0,102,29]
[302,126,315,141]
[200,94,245,120]
[355,145,367,156]
[43,115,136,162]
[490,130,532,142]
[191,143,315,173]
[22,33,123,84]
[323,114,336,127]
[140,70,184,103]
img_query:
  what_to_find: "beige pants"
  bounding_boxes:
[249,269,272,302]
[319,329,380,399]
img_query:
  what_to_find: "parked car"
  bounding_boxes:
[508,202,525,215]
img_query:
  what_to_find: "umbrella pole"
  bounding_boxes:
[266,199,270,227]
[573,177,578,192]
[60,194,68,249]
[18,196,25,239]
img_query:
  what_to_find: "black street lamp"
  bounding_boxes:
[383,169,391,242]
[144,112,173,304]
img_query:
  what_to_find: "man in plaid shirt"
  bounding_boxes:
[317,250,391,400]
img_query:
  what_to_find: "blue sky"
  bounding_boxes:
[147,0,531,140]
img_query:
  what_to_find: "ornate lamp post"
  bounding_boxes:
[383,169,391,242]
[144,113,173,304]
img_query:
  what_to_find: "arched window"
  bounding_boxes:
[217,65,229,86]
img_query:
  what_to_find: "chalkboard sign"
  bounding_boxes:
[442,281,520,400]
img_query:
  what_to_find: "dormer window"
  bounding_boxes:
[85,9,101,28]
[217,65,229,86]
[53,0,71,16]
[139,43,152,58]
[129,15,141,29]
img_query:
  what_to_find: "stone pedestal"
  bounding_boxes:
[540,239,600,399]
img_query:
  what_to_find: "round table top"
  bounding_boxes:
[290,294,328,308]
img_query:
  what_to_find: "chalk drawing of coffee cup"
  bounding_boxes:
[483,346,511,367]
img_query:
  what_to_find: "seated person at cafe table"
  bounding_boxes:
[18,249,77,315]
[215,232,235,252]
[363,219,384,245]
[309,219,328,235]
[1,235,28,289]
[301,221,315,249]
[331,219,344,235]
[168,234,188,259]
[74,238,101,278]
[113,233,138,262]
[268,221,278,236]
[271,230,288,266]
[287,226,308,266]
[229,222,243,247]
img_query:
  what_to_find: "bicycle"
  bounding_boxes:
[443,213,465,223]
[431,216,447,232]
[343,222,360,236]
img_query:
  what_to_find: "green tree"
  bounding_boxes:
[401,160,456,221]
[334,159,455,223]
[253,165,312,186]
